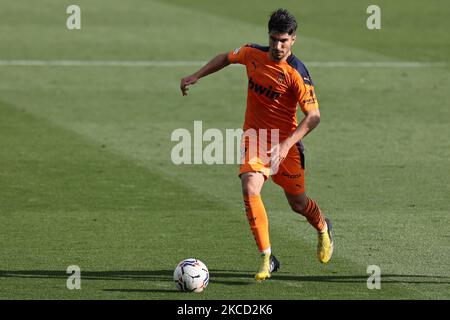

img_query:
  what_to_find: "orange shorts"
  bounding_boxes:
[239,140,305,195]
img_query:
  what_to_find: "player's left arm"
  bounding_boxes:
[283,71,321,149]
[270,75,320,167]
[284,107,320,147]
[270,108,320,167]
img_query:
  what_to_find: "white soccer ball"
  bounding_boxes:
[173,258,209,293]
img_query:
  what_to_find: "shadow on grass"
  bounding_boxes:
[211,270,450,284]
[0,269,449,289]
[104,288,180,294]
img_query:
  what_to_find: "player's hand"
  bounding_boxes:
[180,75,199,96]
[268,142,289,174]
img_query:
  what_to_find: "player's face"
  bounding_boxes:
[268,32,296,61]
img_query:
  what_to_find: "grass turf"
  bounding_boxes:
[0,0,449,299]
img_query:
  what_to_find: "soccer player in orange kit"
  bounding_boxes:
[180,8,333,281]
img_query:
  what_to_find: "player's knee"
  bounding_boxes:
[242,184,261,197]
[241,172,263,197]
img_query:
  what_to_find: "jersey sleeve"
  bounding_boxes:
[292,72,319,113]
[227,44,251,65]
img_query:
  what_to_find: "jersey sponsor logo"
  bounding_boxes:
[302,97,316,104]
[248,77,281,100]
[302,89,316,104]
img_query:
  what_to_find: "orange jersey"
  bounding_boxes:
[228,44,319,140]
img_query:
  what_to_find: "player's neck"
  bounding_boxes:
[268,50,292,63]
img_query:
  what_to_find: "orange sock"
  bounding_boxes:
[302,197,326,232]
[243,195,270,252]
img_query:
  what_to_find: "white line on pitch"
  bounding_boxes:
[0,60,204,67]
[0,60,446,68]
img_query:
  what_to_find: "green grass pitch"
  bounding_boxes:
[0,0,449,299]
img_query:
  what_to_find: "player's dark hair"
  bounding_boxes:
[268,8,297,35]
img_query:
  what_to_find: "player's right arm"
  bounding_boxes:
[180,52,230,96]
[180,44,250,96]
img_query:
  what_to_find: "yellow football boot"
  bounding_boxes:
[318,218,334,264]
[255,253,280,282]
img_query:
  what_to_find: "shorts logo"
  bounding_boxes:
[282,172,302,179]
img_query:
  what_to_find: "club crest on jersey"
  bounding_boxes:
[277,72,286,84]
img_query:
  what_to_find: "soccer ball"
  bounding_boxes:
[173,258,209,293]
